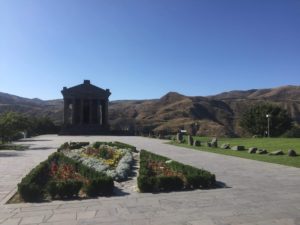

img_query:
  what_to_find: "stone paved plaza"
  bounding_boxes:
[0,135,300,225]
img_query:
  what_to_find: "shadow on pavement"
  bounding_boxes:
[113,186,130,197]
[0,152,24,157]
[215,181,231,189]
[29,147,55,150]
[17,139,52,142]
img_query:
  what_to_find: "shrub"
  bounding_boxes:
[18,183,43,202]
[58,142,90,151]
[47,180,82,199]
[156,176,183,191]
[137,176,157,192]
[58,142,69,152]
[84,176,114,197]
[69,142,90,149]
[113,141,137,152]
[17,160,50,202]
[92,142,105,149]
[186,173,216,189]
[92,141,137,152]
[282,127,300,138]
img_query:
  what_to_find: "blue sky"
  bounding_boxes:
[0,0,300,100]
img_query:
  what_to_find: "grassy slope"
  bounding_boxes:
[171,137,300,168]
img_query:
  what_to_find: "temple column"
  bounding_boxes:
[96,100,100,124]
[89,99,93,124]
[104,101,108,125]
[72,99,76,125]
[80,99,84,124]
[101,102,105,125]
[63,99,68,125]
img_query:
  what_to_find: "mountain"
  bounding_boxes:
[1,85,300,136]
[0,92,63,123]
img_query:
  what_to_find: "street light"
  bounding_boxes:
[266,114,271,137]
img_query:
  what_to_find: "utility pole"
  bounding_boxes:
[266,114,271,137]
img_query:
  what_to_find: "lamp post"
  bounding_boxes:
[266,114,271,137]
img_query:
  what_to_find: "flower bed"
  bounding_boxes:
[138,150,216,192]
[60,141,134,181]
[18,152,114,202]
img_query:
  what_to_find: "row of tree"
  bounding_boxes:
[240,103,295,137]
[0,111,59,143]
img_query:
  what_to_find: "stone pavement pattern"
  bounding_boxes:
[0,135,299,225]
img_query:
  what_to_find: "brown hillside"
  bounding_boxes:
[1,85,300,136]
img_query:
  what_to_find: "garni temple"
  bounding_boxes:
[60,80,111,135]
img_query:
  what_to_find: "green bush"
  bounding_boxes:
[18,183,43,202]
[186,173,216,189]
[92,141,137,152]
[113,141,137,152]
[57,142,69,151]
[47,180,83,199]
[282,127,300,138]
[69,142,89,149]
[138,150,216,193]
[156,176,183,191]
[137,176,157,192]
[92,142,105,149]
[17,160,50,202]
[58,142,90,151]
[84,176,114,197]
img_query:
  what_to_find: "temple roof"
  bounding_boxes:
[61,80,111,99]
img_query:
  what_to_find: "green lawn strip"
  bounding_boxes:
[170,138,300,168]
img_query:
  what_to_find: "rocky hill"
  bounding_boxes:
[1,85,300,136]
[0,92,63,123]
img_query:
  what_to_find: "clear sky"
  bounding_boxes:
[0,0,299,100]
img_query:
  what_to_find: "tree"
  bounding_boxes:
[240,103,292,137]
[27,116,59,136]
[0,112,29,143]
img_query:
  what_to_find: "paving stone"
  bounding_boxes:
[187,219,216,225]
[76,211,96,220]
[20,216,44,225]
[12,210,53,218]
[0,218,21,225]
[46,212,76,223]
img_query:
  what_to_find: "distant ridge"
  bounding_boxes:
[1,85,300,136]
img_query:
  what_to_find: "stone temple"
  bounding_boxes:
[60,80,111,135]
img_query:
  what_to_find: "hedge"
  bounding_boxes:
[18,152,114,202]
[18,160,51,201]
[92,141,137,152]
[138,150,216,192]
[47,180,82,199]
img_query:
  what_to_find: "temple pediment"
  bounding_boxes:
[62,80,111,99]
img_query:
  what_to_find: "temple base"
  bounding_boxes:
[59,124,110,135]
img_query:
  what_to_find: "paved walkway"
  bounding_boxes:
[0,135,299,225]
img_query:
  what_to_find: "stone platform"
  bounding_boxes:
[0,135,299,225]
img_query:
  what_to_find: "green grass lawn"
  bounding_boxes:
[170,136,300,168]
